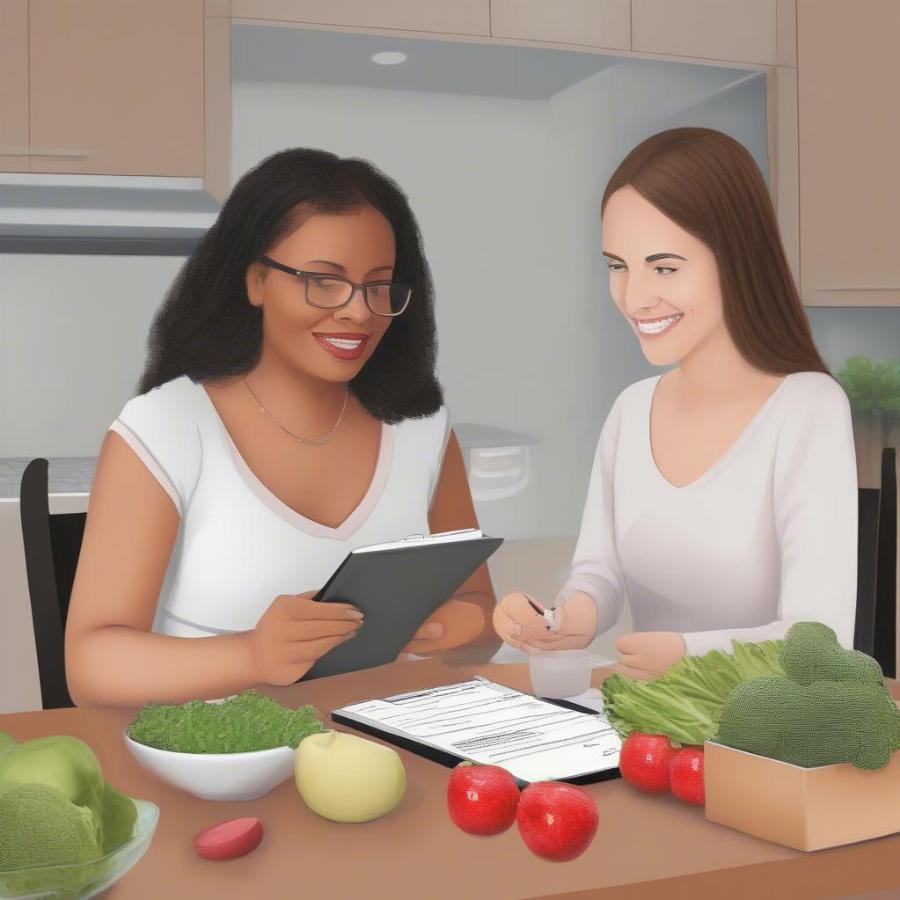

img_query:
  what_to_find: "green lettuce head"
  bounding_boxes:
[0,732,15,756]
[0,782,113,898]
[601,638,786,746]
[0,736,105,849]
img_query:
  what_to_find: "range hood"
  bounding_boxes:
[0,173,221,255]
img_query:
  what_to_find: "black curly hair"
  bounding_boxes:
[137,148,443,423]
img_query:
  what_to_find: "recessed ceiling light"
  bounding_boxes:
[371,51,407,66]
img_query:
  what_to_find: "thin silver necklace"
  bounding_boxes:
[243,377,349,446]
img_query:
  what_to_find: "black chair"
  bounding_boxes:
[19,458,85,709]
[854,447,898,677]
[873,447,897,678]
[855,486,881,658]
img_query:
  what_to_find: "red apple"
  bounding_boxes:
[446,762,520,835]
[516,782,599,862]
[669,746,705,805]
[618,732,674,794]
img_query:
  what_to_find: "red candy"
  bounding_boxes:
[193,817,264,860]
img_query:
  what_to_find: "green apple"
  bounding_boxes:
[294,731,406,823]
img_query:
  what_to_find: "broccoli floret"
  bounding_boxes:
[715,676,900,769]
[781,621,883,686]
[0,782,100,869]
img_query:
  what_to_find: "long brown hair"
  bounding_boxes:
[601,127,830,377]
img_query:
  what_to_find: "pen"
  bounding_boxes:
[525,596,559,632]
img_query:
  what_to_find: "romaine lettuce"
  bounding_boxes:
[601,639,785,746]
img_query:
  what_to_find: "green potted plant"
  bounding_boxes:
[835,356,900,488]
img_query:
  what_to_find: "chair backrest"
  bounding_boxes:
[873,446,897,678]
[855,486,881,658]
[19,458,85,709]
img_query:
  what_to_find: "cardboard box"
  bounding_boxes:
[703,741,900,851]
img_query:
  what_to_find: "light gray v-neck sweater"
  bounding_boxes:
[556,371,859,655]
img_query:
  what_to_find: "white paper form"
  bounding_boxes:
[334,676,622,783]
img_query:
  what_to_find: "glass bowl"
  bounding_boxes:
[528,649,594,698]
[0,797,159,899]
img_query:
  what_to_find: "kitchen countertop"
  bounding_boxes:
[0,457,95,499]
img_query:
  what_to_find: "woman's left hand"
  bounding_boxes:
[607,632,687,681]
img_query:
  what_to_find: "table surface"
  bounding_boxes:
[2,660,900,900]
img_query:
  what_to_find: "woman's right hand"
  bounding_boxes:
[243,591,364,686]
[492,591,597,654]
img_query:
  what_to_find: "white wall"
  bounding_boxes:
[0,255,184,456]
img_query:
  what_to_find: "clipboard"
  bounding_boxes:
[302,531,503,680]
[329,676,623,785]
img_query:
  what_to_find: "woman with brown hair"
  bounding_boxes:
[493,127,858,679]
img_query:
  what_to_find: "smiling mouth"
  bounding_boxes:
[633,314,684,336]
[313,333,369,360]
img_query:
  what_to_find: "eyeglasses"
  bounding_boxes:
[258,255,412,317]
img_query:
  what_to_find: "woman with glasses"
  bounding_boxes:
[65,148,499,707]
[493,127,858,680]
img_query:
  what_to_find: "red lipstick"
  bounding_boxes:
[313,332,369,360]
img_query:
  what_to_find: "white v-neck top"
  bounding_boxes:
[556,371,859,654]
[109,376,451,636]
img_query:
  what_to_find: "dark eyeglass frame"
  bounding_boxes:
[258,254,412,317]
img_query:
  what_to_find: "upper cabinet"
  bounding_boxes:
[797,0,900,307]
[490,0,630,51]
[27,0,205,177]
[230,0,491,35]
[0,0,29,173]
[0,0,229,197]
[631,0,796,67]
[5,0,894,306]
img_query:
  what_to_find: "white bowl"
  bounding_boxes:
[123,734,295,801]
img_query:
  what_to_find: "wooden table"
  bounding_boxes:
[3,660,900,899]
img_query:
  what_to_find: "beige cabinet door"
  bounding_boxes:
[28,0,206,176]
[231,0,490,35]
[490,0,630,50]
[798,0,900,306]
[0,0,29,172]
[632,0,796,66]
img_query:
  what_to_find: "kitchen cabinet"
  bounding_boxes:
[0,0,29,172]
[489,0,630,51]
[27,0,205,177]
[230,0,491,36]
[0,0,229,194]
[631,0,797,67]
[770,65,800,292]
[797,0,900,307]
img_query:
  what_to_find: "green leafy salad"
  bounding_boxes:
[126,690,324,753]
